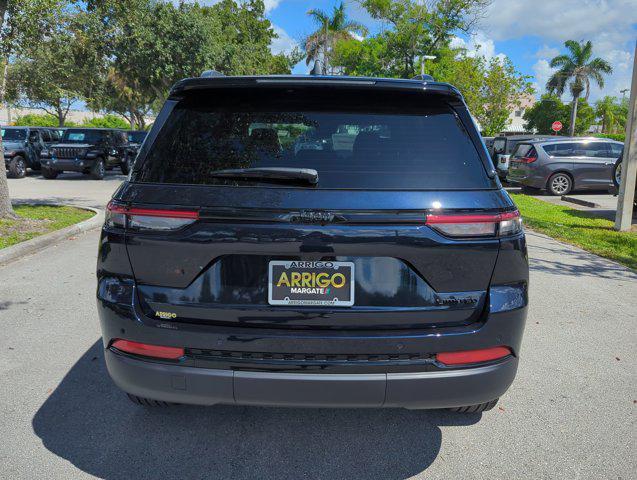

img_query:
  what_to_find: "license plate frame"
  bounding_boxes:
[268,260,355,307]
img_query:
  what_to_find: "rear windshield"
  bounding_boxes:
[128,131,147,143]
[62,129,106,144]
[135,90,492,189]
[512,144,535,158]
[2,128,27,141]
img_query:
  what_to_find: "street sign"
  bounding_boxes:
[551,121,563,132]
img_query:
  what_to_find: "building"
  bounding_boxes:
[501,93,536,134]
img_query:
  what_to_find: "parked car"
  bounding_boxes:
[482,136,495,157]
[491,135,556,181]
[40,128,131,179]
[507,137,623,195]
[97,74,528,412]
[1,126,50,178]
[612,153,637,207]
[126,130,148,158]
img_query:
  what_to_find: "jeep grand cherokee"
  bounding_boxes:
[97,75,528,412]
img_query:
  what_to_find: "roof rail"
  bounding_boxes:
[412,74,435,81]
[200,70,225,78]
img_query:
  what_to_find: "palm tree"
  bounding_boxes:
[595,96,618,134]
[305,2,367,74]
[547,40,612,136]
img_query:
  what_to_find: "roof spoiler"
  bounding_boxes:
[200,70,225,78]
[412,74,435,81]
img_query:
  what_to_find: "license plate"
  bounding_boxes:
[268,260,355,307]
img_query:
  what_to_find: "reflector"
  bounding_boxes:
[436,346,512,366]
[111,339,185,359]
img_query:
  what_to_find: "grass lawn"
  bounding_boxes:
[0,205,95,250]
[510,193,637,270]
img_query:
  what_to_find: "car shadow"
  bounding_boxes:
[33,341,481,480]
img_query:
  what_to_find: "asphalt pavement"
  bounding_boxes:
[0,175,635,479]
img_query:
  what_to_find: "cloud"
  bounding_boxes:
[480,0,637,45]
[531,58,554,96]
[263,0,281,14]
[270,24,298,55]
[451,33,507,62]
[478,0,636,102]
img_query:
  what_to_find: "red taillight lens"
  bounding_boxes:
[426,210,522,238]
[111,339,185,359]
[106,201,199,231]
[436,346,512,366]
[518,155,537,163]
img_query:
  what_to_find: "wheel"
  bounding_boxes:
[612,159,622,188]
[90,157,105,180]
[126,393,173,407]
[120,155,132,175]
[448,398,498,413]
[547,172,573,196]
[41,166,59,179]
[7,156,27,178]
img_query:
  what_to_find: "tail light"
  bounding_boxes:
[111,339,185,360]
[436,346,512,366]
[517,155,537,163]
[106,201,199,231]
[426,210,522,238]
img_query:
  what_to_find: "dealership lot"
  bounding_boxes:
[0,176,635,479]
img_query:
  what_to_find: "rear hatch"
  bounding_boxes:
[115,80,516,330]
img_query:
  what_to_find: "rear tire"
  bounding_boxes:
[7,156,27,178]
[547,172,573,196]
[448,398,498,413]
[612,158,622,189]
[126,393,173,407]
[41,167,59,179]
[90,157,105,180]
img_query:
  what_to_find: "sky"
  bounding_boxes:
[257,0,637,103]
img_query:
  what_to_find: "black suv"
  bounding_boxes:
[97,75,528,412]
[40,128,130,179]
[2,126,56,178]
[126,130,148,158]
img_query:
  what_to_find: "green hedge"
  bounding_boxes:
[593,133,625,142]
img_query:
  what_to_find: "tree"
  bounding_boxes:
[86,0,298,128]
[0,0,68,219]
[547,40,612,136]
[305,2,367,73]
[595,96,618,134]
[346,0,490,78]
[427,48,533,135]
[8,21,85,126]
[523,94,595,135]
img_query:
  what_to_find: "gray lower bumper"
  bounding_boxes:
[105,349,518,409]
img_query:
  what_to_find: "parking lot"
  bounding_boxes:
[0,173,635,479]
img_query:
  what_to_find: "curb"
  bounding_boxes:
[560,195,601,209]
[0,206,103,267]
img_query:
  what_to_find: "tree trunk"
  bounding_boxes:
[569,95,579,136]
[0,36,16,218]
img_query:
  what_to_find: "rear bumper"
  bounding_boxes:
[98,287,527,408]
[105,348,518,408]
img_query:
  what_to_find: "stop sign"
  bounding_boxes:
[551,121,563,132]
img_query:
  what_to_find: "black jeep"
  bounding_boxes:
[40,128,130,180]
[2,126,52,178]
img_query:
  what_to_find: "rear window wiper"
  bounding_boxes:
[208,167,318,185]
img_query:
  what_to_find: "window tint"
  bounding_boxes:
[543,142,578,157]
[585,142,610,157]
[512,144,534,158]
[2,128,27,141]
[610,143,623,156]
[62,129,106,144]
[135,90,492,190]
